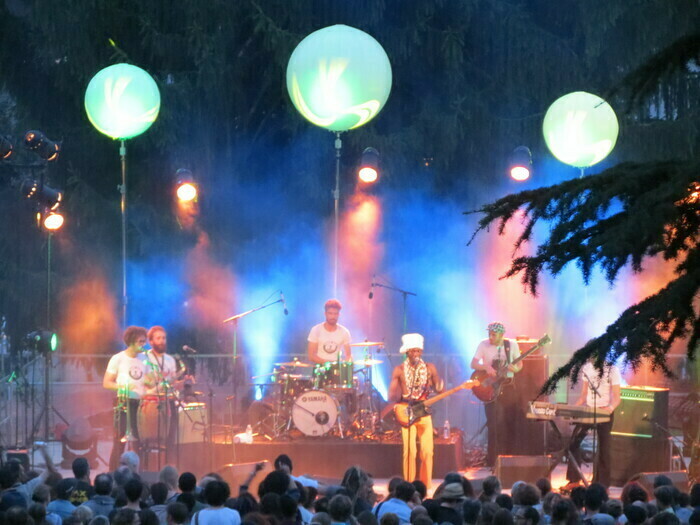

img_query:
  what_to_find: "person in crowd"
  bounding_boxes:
[536,479,552,501]
[140,508,160,525]
[112,508,139,525]
[49,478,81,519]
[149,482,169,525]
[551,499,578,525]
[496,495,513,512]
[80,473,115,518]
[279,494,299,525]
[167,502,189,525]
[122,478,145,511]
[2,444,58,508]
[30,485,61,525]
[373,481,414,524]
[274,455,319,492]
[462,499,481,525]
[68,458,93,506]
[311,511,332,525]
[340,466,375,516]
[479,477,502,504]
[431,482,465,525]
[120,452,141,476]
[493,508,515,525]
[380,513,400,525]
[655,486,676,515]
[623,504,648,525]
[582,484,611,525]
[192,480,241,525]
[178,473,206,515]
[515,507,541,525]
[160,467,180,504]
[72,504,95,524]
[478,502,501,525]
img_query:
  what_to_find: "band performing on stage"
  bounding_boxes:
[101,300,690,489]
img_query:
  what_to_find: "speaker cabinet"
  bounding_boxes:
[610,436,670,486]
[496,455,551,489]
[628,471,690,493]
[514,355,549,455]
[612,387,669,439]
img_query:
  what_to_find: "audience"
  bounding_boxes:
[2,449,699,525]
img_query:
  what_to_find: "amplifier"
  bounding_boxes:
[178,402,207,444]
[495,455,551,488]
[611,386,669,439]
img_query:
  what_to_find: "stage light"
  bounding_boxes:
[21,179,63,210]
[0,136,13,160]
[43,212,64,231]
[24,330,59,353]
[509,146,532,181]
[23,130,60,162]
[175,169,197,202]
[358,147,380,183]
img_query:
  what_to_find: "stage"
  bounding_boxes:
[173,434,466,479]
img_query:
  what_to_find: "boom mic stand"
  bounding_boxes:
[370,280,416,333]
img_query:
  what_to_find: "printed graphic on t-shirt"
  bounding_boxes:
[129,364,143,380]
[322,341,339,355]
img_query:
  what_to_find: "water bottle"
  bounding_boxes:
[443,419,450,439]
[246,424,253,443]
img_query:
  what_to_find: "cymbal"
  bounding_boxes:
[251,372,276,379]
[355,358,383,366]
[349,341,384,347]
[275,361,312,368]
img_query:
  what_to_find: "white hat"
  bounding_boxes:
[400,333,424,354]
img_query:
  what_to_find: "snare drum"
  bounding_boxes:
[313,361,354,390]
[137,395,170,441]
[292,389,339,436]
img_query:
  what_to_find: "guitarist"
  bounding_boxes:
[389,333,443,488]
[470,322,522,467]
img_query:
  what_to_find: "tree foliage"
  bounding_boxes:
[468,33,700,392]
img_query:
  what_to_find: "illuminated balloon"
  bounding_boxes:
[85,63,161,140]
[542,91,619,168]
[286,25,392,132]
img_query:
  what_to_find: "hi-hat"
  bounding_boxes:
[355,358,383,366]
[275,361,312,368]
[349,341,384,347]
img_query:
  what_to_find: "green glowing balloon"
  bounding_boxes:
[542,91,619,168]
[85,63,161,140]
[286,25,392,132]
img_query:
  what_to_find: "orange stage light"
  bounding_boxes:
[177,182,198,202]
[43,212,64,231]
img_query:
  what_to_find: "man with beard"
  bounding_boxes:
[143,326,186,457]
[307,299,352,364]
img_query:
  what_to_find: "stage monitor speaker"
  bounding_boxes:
[612,386,669,439]
[628,471,690,493]
[495,455,551,489]
[610,436,670,487]
[179,403,207,444]
[515,355,549,455]
[216,460,273,495]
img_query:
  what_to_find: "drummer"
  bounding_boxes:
[307,299,352,364]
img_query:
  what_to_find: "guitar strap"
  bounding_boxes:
[503,339,511,364]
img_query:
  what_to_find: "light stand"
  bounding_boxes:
[119,140,128,327]
[333,132,342,297]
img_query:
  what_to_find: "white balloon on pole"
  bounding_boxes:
[542,91,619,168]
[286,25,392,132]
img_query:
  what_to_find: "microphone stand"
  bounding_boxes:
[371,281,416,333]
[222,298,285,446]
[581,371,601,483]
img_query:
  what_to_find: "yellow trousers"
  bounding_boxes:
[401,415,433,487]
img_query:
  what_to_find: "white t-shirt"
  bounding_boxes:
[193,507,241,525]
[579,362,621,408]
[308,323,351,362]
[143,351,180,396]
[106,351,147,399]
[473,338,521,378]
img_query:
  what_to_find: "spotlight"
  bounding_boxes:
[21,179,63,210]
[23,130,60,162]
[24,330,59,353]
[0,136,13,160]
[358,147,380,184]
[43,212,64,231]
[509,146,532,181]
[175,168,198,202]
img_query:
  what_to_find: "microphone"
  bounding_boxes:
[369,275,375,299]
[182,345,198,354]
[280,292,288,316]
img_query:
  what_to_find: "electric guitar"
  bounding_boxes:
[470,334,551,403]
[393,380,479,427]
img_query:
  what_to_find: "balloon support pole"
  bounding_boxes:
[119,140,127,327]
[333,132,342,298]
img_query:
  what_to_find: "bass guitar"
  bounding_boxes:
[393,380,479,427]
[470,334,551,403]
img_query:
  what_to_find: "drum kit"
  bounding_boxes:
[251,342,386,439]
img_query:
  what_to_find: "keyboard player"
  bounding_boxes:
[563,359,621,489]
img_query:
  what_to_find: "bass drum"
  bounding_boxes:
[292,390,338,436]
